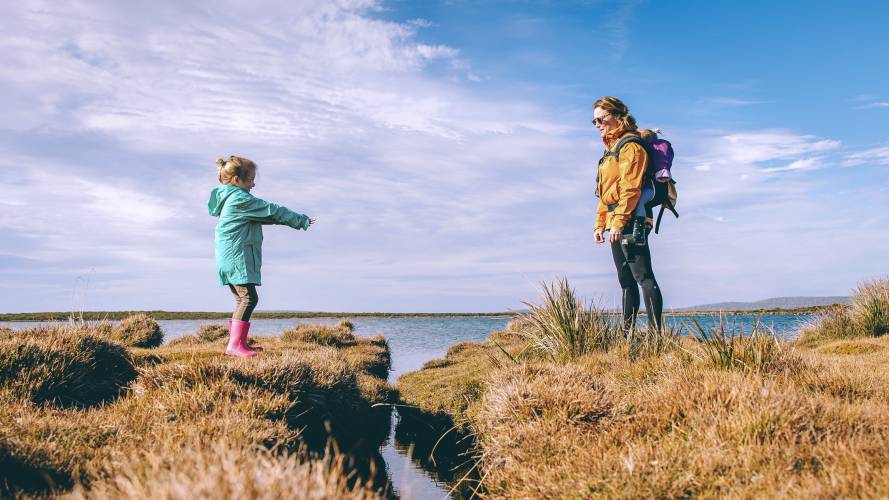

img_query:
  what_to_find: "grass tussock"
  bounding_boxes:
[282,320,356,347]
[110,313,164,348]
[0,326,137,408]
[0,322,394,498]
[692,318,803,375]
[196,322,229,342]
[520,278,621,362]
[798,277,889,346]
[626,324,681,359]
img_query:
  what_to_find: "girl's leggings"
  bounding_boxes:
[229,284,258,321]
[610,227,664,331]
[634,184,655,218]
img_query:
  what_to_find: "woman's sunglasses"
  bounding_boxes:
[592,114,611,126]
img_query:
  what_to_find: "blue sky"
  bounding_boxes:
[1,0,887,313]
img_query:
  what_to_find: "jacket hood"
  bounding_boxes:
[208,184,243,216]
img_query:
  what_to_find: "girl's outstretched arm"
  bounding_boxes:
[235,193,311,230]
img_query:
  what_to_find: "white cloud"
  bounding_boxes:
[416,44,459,60]
[857,102,889,109]
[605,0,641,61]
[760,156,825,173]
[843,146,889,167]
[0,0,599,312]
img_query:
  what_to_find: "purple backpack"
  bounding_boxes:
[598,134,679,233]
[647,138,674,182]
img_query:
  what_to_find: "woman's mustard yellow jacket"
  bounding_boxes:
[595,129,648,231]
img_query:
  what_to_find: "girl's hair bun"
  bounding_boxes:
[216,155,257,185]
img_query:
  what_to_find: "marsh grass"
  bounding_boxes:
[692,317,800,374]
[799,278,889,345]
[626,323,681,359]
[0,322,393,498]
[0,326,137,408]
[399,304,889,498]
[520,278,622,362]
[68,440,381,500]
[110,313,163,348]
[282,320,356,347]
[196,322,228,342]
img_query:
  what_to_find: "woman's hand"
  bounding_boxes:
[594,228,605,244]
[308,218,317,225]
[608,227,622,244]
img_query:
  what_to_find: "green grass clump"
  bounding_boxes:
[197,323,229,342]
[111,313,163,348]
[521,278,622,362]
[0,327,137,408]
[281,321,355,347]
[692,317,801,375]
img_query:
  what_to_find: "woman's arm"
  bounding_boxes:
[610,142,647,231]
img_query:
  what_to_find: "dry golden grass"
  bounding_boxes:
[282,320,356,347]
[66,440,381,500]
[110,313,164,348]
[0,326,137,408]
[399,319,889,498]
[196,322,229,342]
[0,322,393,498]
[798,277,889,346]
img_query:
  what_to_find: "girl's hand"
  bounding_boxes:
[308,218,316,225]
[594,228,605,244]
[608,228,622,244]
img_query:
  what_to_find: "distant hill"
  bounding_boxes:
[676,296,850,312]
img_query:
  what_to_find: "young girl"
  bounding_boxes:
[208,156,315,357]
[626,128,673,244]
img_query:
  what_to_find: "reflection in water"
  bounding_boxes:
[393,407,480,498]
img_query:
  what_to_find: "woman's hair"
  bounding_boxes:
[593,96,637,131]
[216,156,257,185]
[639,128,662,141]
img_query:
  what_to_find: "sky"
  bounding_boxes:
[1,0,888,313]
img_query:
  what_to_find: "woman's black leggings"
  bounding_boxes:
[610,228,664,331]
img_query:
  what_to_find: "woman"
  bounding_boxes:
[592,96,664,331]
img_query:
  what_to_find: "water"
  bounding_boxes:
[1,313,813,499]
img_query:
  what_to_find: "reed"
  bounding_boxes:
[692,317,800,374]
[520,278,622,362]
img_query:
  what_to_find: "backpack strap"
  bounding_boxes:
[596,134,649,198]
[653,184,680,234]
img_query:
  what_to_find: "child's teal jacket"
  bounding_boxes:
[208,184,310,286]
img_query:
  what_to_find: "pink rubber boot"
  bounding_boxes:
[228,320,263,352]
[225,319,257,357]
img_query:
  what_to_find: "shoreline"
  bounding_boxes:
[0,306,833,322]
